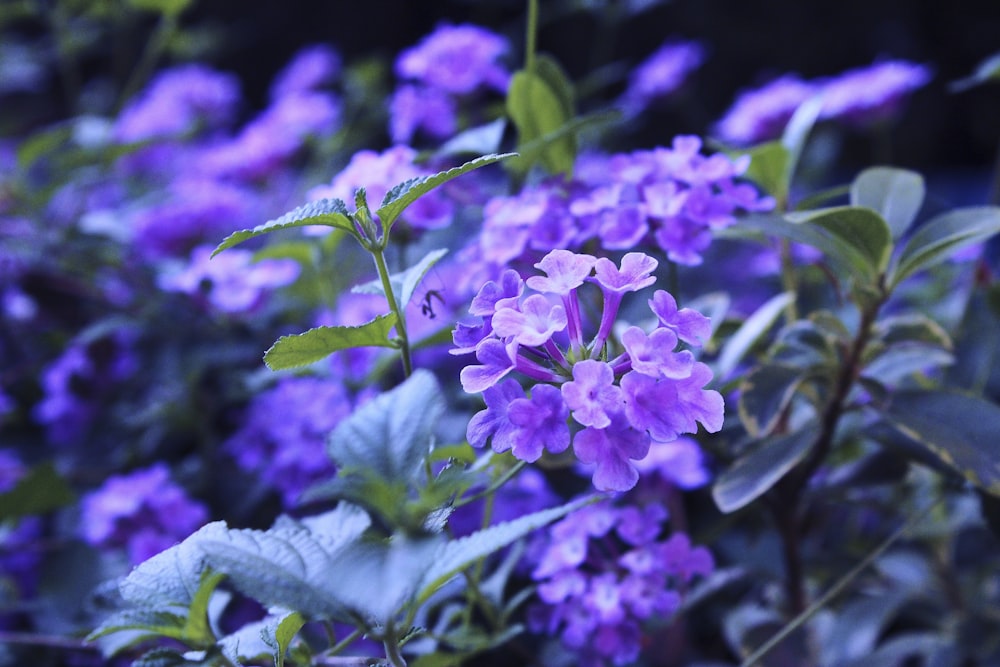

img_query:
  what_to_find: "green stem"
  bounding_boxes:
[452,460,527,509]
[739,498,939,667]
[779,239,799,323]
[524,0,538,74]
[383,636,408,667]
[118,12,179,111]
[372,248,412,377]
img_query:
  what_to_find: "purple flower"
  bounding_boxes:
[590,253,658,351]
[80,463,208,564]
[308,146,453,231]
[713,74,818,145]
[648,289,712,346]
[633,436,710,490]
[573,413,651,492]
[224,376,349,507]
[562,360,623,429]
[620,326,694,379]
[395,23,510,94]
[200,92,340,181]
[492,294,568,347]
[526,249,597,296]
[466,378,525,453]
[270,44,340,100]
[507,384,571,461]
[621,365,724,442]
[389,84,458,144]
[528,499,713,666]
[157,245,300,314]
[460,338,516,393]
[620,40,704,115]
[114,65,240,143]
[131,178,258,259]
[469,269,524,317]
[819,59,932,125]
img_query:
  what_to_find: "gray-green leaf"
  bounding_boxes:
[890,206,1000,287]
[850,167,924,240]
[713,424,820,513]
[880,389,1000,496]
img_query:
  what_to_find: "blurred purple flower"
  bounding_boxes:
[528,499,712,666]
[157,245,300,314]
[713,74,818,145]
[389,84,458,144]
[819,59,932,125]
[200,91,340,180]
[224,376,350,507]
[620,39,704,115]
[80,463,208,564]
[308,146,453,231]
[270,44,341,100]
[395,23,510,94]
[131,178,258,259]
[33,331,137,446]
[114,65,240,143]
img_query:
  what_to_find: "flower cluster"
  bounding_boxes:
[308,145,454,231]
[471,135,773,270]
[32,330,137,446]
[455,249,723,491]
[223,376,353,507]
[158,245,300,315]
[79,463,208,565]
[714,58,931,145]
[389,23,510,144]
[528,500,713,667]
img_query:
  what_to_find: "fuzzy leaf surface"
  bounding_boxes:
[212,198,354,257]
[376,153,514,231]
[418,496,596,602]
[263,314,397,370]
[327,369,444,484]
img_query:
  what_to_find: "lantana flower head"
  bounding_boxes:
[455,249,723,492]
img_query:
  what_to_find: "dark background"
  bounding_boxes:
[7,0,1000,197]
[187,0,1000,174]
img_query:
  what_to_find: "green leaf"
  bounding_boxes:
[850,167,925,240]
[950,50,1000,92]
[890,206,1000,287]
[0,462,75,521]
[715,292,795,379]
[16,123,73,171]
[131,648,204,667]
[117,523,217,609]
[212,198,355,257]
[327,369,444,484]
[780,94,824,179]
[738,364,810,438]
[786,206,893,281]
[267,611,305,667]
[196,509,370,621]
[417,496,596,604]
[881,390,1000,496]
[861,345,954,386]
[333,533,446,623]
[376,153,515,231]
[713,424,820,513]
[263,314,397,370]
[352,248,448,308]
[506,55,577,175]
[740,141,790,201]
